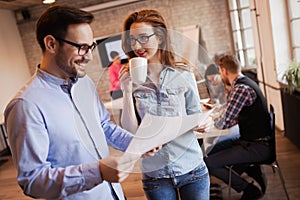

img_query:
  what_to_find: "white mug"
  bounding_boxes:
[129,57,147,84]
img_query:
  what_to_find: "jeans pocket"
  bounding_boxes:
[188,165,209,182]
[142,178,160,191]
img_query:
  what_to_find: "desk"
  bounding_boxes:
[195,127,229,139]
[197,100,232,155]
[197,98,229,138]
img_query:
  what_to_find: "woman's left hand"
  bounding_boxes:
[142,145,162,158]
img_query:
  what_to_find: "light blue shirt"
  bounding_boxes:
[4,69,133,200]
[132,66,204,178]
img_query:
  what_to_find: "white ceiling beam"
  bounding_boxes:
[82,0,145,12]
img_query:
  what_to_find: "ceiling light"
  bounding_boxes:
[43,0,56,4]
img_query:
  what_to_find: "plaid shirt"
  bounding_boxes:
[215,75,257,129]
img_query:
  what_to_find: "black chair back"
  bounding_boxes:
[264,104,276,164]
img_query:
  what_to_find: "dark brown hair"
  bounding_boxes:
[36,4,94,52]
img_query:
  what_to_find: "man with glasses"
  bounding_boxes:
[4,5,140,200]
[53,36,98,56]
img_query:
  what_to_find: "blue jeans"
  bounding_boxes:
[142,164,210,200]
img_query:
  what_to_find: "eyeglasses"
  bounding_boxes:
[126,33,156,46]
[54,36,97,56]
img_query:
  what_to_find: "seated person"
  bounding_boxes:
[204,63,226,105]
[201,64,240,155]
[204,55,272,200]
[108,51,123,99]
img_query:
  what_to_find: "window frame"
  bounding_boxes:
[228,0,256,68]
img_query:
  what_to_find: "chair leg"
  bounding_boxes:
[272,161,290,200]
[227,165,233,198]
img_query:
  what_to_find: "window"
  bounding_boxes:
[288,0,300,62]
[228,0,256,68]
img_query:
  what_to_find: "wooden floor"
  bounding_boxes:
[0,131,299,200]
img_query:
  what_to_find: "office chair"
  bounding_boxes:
[228,105,289,199]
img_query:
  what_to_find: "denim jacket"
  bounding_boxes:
[133,66,204,178]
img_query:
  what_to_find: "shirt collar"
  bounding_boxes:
[163,65,176,72]
[232,74,245,86]
[36,65,77,91]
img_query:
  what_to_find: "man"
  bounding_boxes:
[108,51,123,99]
[5,5,136,200]
[204,55,272,200]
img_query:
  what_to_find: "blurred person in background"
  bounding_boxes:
[108,51,123,99]
[205,54,271,200]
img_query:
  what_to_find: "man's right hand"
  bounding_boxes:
[99,154,139,182]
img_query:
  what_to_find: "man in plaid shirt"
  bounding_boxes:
[205,55,272,200]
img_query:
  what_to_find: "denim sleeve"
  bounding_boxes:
[183,71,202,115]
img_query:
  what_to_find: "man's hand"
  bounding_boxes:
[99,154,138,183]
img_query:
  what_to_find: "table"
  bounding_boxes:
[195,127,229,139]
[197,100,231,155]
[197,98,229,138]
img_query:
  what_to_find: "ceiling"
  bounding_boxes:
[0,0,142,11]
[0,0,42,10]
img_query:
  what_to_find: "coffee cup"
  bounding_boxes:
[129,57,147,84]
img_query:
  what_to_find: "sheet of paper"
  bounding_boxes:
[193,107,216,129]
[194,127,229,139]
[125,112,214,155]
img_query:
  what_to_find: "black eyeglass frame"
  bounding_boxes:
[54,36,97,56]
[126,33,156,46]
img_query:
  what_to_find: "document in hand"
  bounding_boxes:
[125,109,215,156]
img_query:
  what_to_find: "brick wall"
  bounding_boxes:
[16,0,231,102]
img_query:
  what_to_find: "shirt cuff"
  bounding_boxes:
[82,161,102,189]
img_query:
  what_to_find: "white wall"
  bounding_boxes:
[250,0,291,130]
[270,0,292,81]
[0,9,30,114]
[0,9,30,151]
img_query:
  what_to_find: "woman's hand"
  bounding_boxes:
[142,145,162,158]
[119,64,132,93]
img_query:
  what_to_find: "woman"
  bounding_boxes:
[204,63,226,105]
[119,9,210,200]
